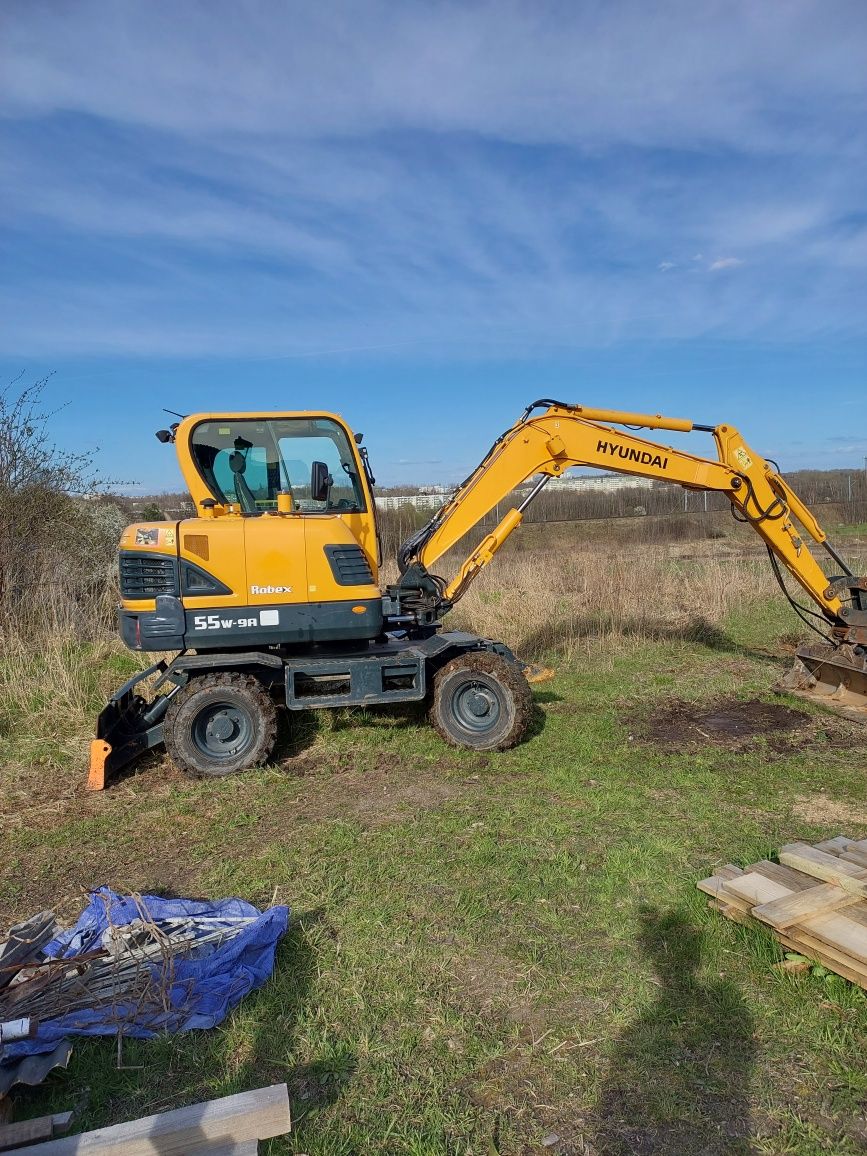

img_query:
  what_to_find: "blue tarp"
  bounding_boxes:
[2,888,289,1059]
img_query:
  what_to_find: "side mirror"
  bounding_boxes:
[311,460,333,503]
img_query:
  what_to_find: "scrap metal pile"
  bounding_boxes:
[0,887,289,1091]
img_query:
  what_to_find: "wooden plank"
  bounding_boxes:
[782,843,867,879]
[13,1085,290,1155]
[702,884,754,914]
[778,844,867,897]
[841,903,867,930]
[721,872,790,907]
[780,923,867,982]
[715,864,747,880]
[752,883,858,929]
[697,876,723,899]
[777,930,867,991]
[795,912,867,966]
[701,839,867,991]
[697,865,745,896]
[205,1144,259,1155]
[697,875,734,899]
[706,898,755,926]
[750,860,816,891]
[813,836,852,854]
[0,1114,72,1151]
[707,894,867,985]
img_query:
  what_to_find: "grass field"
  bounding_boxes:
[2,540,867,1154]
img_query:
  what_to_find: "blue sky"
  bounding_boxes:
[1,1,865,492]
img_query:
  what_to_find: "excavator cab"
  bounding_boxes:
[117,412,383,655]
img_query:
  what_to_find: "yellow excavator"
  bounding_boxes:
[88,399,867,789]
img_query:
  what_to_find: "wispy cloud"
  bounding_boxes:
[0,1,865,358]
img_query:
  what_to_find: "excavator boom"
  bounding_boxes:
[398,399,867,719]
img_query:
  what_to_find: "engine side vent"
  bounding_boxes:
[324,544,375,587]
[184,534,210,561]
[119,552,178,598]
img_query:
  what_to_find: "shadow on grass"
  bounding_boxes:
[531,689,565,704]
[594,906,755,1156]
[275,699,430,751]
[519,615,774,662]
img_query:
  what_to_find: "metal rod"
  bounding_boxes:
[516,474,550,513]
[823,539,855,578]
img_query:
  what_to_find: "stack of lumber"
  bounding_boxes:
[3,1083,290,1154]
[698,836,867,989]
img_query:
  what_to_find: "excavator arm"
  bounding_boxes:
[398,400,867,718]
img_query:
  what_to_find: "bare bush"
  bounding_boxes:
[0,374,127,638]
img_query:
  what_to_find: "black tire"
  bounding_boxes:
[163,671,278,778]
[429,651,532,751]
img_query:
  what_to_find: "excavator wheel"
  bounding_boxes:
[429,651,532,751]
[163,671,278,778]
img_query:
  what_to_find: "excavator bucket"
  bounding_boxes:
[777,643,867,724]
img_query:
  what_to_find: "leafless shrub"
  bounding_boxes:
[0,374,128,637]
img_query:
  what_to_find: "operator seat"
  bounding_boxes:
[229,451,258,513]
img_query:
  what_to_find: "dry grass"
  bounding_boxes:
[445,544,782,660]
[0,629,141,809]
[0,578,148,804]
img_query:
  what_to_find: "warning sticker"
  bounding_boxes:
[733,446,753,472]
[164,528,176,547]
[135,528,159,546]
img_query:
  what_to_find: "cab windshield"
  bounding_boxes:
[190,417,366,514]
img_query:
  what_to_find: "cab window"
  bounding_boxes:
[190,418,366,515]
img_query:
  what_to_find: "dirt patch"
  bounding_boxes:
[450,951,555,1119]
[791,794,867,828]
[633,698,810,750]
[300,770,462,828]
[283,753,465,829]
[451,951,546,1035]
[765,719,866,756]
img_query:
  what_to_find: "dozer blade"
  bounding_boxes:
[776,642,867,724]
[86,660,172,790]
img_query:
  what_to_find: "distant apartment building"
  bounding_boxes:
[375,471,653,510]
[535,472,656,493]
[375,491,450,511]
